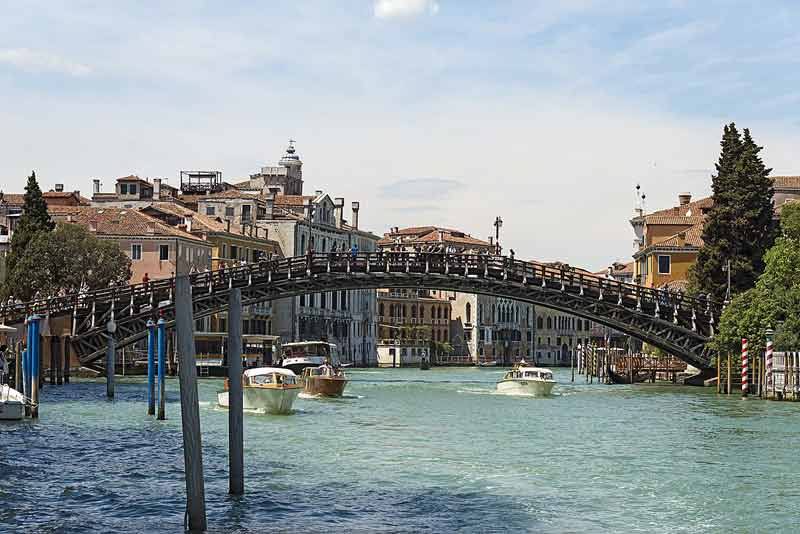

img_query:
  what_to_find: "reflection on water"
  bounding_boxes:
[2,367,800,532]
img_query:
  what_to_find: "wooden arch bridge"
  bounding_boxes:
[1,252,722,372]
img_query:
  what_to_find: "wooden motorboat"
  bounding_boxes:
[419,358,430,370]
[0,384,25,420]
[478,360,497,367]
[301,365,348,397]
[280,341,339,375]
[218,367,301,415]
[496,360,556,396]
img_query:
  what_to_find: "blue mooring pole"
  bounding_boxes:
[24,317,31,401]
[157,317,166,420]
[30,315,41,418]
[147,320,156,416]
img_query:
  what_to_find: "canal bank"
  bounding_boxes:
[1,368,799,532]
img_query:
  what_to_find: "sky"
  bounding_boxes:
[2,0,799,270]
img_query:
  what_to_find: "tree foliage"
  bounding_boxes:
[714,202,800,352]
[4,171,55,297]
[689,124,776,301]
[7,223,131,300]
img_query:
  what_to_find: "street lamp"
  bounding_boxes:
[493,216,503,254]
[722,259,731,304]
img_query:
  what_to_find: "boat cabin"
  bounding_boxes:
[281,341,339,364]
[244,367,298,387]
[301,365,345,379]
[503,368,554,381]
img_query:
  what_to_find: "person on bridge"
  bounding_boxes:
[510,249,515,260]
[351,243,358,260]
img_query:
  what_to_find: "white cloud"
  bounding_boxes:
[374,0,439,19]
[0,48,91,76]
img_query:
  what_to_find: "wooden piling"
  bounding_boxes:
[716,354,721,394]
[228,288,244,495]
[570,347,575,383]
[30,315,41,418]
[106,333,115,399]
[157,317,167,420]
[727,353,732,395]
[55,336,63,385]
[14,341,21,392]
[174,275,208,532]
[63,336,71,384]
[49,336,57,385]
[147,320,156,416]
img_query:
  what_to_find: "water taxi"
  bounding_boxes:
[0,385,25,420]
[217,367,301,415]
[496,361,556,396]
[280,341,339,374]
[301,364,348,397]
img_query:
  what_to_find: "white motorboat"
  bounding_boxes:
[218,367,301,415]
[280,341,339,374]
[496,361,556,396]
[0,385,26,420]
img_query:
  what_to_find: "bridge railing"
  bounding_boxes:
[0,252,721,326]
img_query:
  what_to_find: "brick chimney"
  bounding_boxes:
[677,231,686,247]
[88,218,98,232]
[92,179,101,195]
[146,221,157,235]
[678,192,692,206]
[185,214,193,232]
[153,178,162,199]
[351,201,360,230]
[305,198,314,220]
[55,183,64,192]
[265,192,275,219]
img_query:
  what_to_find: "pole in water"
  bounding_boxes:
[106,319,116,399]
[14,342,22,392]
[228,288,244,495]
[157,316,167,420]
[30,315,41,418]
[741,338,749,400]
[147,320,156,416]
[174,275,208,531]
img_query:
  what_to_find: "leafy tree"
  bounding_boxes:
[8,223,131,300]
[689,124,776,301]
[714,202,800,353]
[4,171,55,297]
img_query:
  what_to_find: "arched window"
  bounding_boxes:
[492,305,496,323]
[466,303,472,323]
[322,238,327,252]
[379,302,384,316]
[547,317,552,329]
[478,304,483,323]
[403,305,408,317]
[389,304,395,317]
[411,305,417,318]
[300,234,306,254]
[420,306,425,319]
[537,316,543,329]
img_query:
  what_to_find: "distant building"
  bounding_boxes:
[91,175,180,208]
[236,140,304,195]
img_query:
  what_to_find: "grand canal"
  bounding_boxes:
[2,368,799,532]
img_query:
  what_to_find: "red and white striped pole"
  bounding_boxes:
[765,328,774,397]
[741,338,748,399]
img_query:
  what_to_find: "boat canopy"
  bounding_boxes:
[244,367,297,378]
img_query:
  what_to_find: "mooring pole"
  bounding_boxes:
[30,315,41,418]
[157,316,167,420]
[106,320,116,399]
[14,342,22,392]
[147,320,156,416]
[63,336,71,384]
[55,336,63,385]
[49,335,57,385]
[741,338,749,400]
[174,275,208,531]
[228,287,244,495]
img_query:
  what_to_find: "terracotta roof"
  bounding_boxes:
[386,226,459,237]
[645,196,713,221]
[651,223,704,249]
[0,193,25,206]
[774,176,800,189]
[43,191,91,205]
[379,226,490,248]
[643,215,705,226]
[145,202,232,233]
[47,206,207,243]
[658,279,689,292]
[116,175,152,187]
[272,195,315,207]
[595,261,634,276]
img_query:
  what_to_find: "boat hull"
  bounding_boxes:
[0,386,25,420]
[302,376,348,397]
[217,386,300,415]
[496,379,555,396]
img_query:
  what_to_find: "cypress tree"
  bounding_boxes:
[689,124,776,301]
[3,171,55,299]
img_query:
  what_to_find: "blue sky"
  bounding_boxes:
[2,0,799,269]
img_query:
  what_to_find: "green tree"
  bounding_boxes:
[714,202,800,352]
[9,223,131,299]
[689,124,776,301]
[3,171,55,298]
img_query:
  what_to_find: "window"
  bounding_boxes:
[657,255,671,274]
[241,205,251,221]
[129,184,137,195]
[466,303,472,323]
[222,244,227,258]
[159,244,169,261]
[300,294,306,307]
[321,292,327,308]
[231,246,238,260]
[206,206,216,216]
[131,244,142,261]
[225,207,234,217]
[120,183,128,194]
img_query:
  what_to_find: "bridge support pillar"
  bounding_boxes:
[106,331,115,399]
[146,320,156,416]
[174,275,208,532]
[157,317,166,420]
[30,315,41,418]
[228,288,244,495]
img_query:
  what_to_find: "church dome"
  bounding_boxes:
[279,140,302,167]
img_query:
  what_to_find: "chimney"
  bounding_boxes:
[226,219,231,233]
[305,198,314,220]
[265,193,275,219]
[185,214,193,232]
[66,215,74,223]
[88,218,98,232]
[678,192,691,206]
[315,190,323,197]
[334,197,344,228]
[488,236,493,246]
[677,231,686,247]
[146,221,157,235]
[351,201,360,230]
[93,179,101,195]
[55,183,64,192]
[153,178,162,199]
[249,224,254,238]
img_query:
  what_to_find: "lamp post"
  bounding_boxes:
[722,259,731,305]
[574,343,580,383]
[493,216,503,255]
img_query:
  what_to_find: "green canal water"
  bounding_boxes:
[1,367,799,533]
